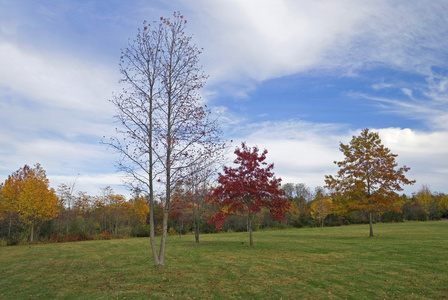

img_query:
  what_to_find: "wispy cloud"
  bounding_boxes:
[351,69,448,131]
[371,81,394,90]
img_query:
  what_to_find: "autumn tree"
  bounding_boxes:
[209,143,290,246]
[169,186,192,237]
[106,12,225,266]
[438,194,448,217]
[414,185,440,220]
[325,129,415,237]
[0,182,19,239]
[130,194,150,227]
[282,182,313,226]
[309,187,333,228]
[1,164,58,243]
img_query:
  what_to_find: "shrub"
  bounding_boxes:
[132,225,151,237]
[101,230,111,240]
[113,226,132,239]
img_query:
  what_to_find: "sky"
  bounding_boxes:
[1,0,448,198]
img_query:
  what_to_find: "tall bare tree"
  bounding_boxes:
[106,12,224,266]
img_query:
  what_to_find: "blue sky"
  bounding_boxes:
[1,1,448,197]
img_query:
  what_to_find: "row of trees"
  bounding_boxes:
[0,165,150,245]
[1,162,446,247]
[283,183,448,228]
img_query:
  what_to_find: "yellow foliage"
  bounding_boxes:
[310,197,333,225]
[1,164,58,241]
[221,204,231,214]
[133,196,149,225]
[414,186,434,216]
[438,194,448,214]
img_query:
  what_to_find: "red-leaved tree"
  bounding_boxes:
[208,143,290,246]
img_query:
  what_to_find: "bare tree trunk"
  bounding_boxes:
[369,212,374,237]
[158,208,169,266]
[149,201,160,266]
[148,177,160,266]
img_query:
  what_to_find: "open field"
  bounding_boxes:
[1,221,447,299]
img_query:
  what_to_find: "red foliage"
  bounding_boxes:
[208,142,290,229]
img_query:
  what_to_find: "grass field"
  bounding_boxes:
[1,221,447,299]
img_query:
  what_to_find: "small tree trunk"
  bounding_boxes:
[30,223,34,243]
[66,212,69,234]
[194,219,200,243]
[248,212,253,247]
[369,212,374,237]
[8,218,12,238]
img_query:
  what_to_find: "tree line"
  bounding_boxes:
[1,161,447,247]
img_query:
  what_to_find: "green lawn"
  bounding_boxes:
[1,221,447,299]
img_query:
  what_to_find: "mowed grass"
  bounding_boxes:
[1,221,447,299]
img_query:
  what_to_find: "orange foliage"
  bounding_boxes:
[1,164,58,242]
[325,129,414,235]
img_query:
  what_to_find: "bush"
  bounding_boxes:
[101,230,111,240]
[113,226,132,239]
[155,225,163,235]
[132,225,151,237]
[6,235,21,246]
[381,211,404,223]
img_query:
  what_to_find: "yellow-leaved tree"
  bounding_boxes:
[325,129,415,237]
[310,188,333,228]
[439,194,448,216]
[2,164,58,243]
[414,185,439,220]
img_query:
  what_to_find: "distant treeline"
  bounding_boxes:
[1,174,447,246]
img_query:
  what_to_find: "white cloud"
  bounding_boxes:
[195,0,376,87]
[401,88,413,97]
[378,128,448,193]
[190,0,448,94]
[49,173,131,198]
[0,42,118,112]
